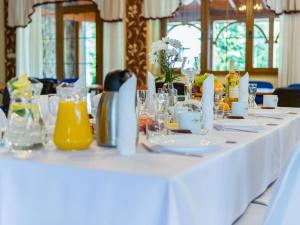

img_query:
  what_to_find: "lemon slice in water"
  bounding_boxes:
[13,74,31,89]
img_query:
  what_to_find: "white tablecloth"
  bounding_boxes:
[1,108,300,225]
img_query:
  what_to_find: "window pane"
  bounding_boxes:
[42,4,56,78]
[209,0,246,71]
[273,18,280,68]
[252,0,278,69]
[253,18,269,68]
[63,12,97,85]
[167,0,201,67]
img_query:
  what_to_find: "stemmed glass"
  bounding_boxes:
[181,56,200,100]
[156,89,169,114]
[213,88,224,120]
[137,90,147,114]
[248,84,258,109]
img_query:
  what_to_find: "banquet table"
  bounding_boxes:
[1,108,300,225]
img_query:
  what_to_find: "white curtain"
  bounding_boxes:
[267,0,300,14]
[16,6,43,78]
[142,0,180,18]
[8,0,123,27]
[278,14,300,87]
[103,22,125,81]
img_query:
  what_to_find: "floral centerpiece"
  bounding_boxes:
[149,37,182,83]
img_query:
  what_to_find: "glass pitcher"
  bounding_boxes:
[4,76,43,150]
[53,83,92,150]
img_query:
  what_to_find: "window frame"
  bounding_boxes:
[161,0,278,76]
[55,3,103,84]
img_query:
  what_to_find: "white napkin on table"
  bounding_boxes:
[202,74,214,132]
[239,72,249,103]
[117,75,137,156]
[145,72,156,109]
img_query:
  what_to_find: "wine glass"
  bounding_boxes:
[214,88,224,120]
[248,84,258,109]
[181,56,200,100]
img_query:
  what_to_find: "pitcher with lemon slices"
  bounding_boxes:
[4,74,44,150]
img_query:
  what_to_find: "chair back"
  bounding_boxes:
[63,78,78,83]
[273,88,300,107]
[249,81,273,89]
[155,82,185,95]
[263,144,300,225]
[288,83,300,89]
[37,78,58,95]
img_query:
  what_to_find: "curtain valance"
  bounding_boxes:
[267,0,300,14]
[8,0,124,28]
[142,0,180,18]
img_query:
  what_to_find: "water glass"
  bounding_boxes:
[248,84,257,109]
[214,88,224,120]
[156,90,168,113]
[43,94,59,145]
[146,113,167,141]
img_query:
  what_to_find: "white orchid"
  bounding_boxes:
[149,37,182,83]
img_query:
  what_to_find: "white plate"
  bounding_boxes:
[147,135,223,154]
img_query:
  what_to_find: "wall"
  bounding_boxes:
[0,0,5,83]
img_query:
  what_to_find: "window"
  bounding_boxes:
[42,4,56,78]
[164,0,279,74]
[166,0,201,64]
[253,0,279,69]
[41,2,102,85]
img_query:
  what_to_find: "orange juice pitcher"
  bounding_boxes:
[53,83,93,150]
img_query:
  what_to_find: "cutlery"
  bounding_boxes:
[265,123,279,126]
[214,127,259,133]
[142,143,203,158]
[225,141,237,144]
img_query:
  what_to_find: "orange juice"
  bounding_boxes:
[53,100,93,150]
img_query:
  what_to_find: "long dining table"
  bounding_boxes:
[0,107,300,225]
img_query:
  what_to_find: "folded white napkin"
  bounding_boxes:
[214,120,264,133]
[239,72,249,103]
[202,74,214,131]
[0,108,7,129]
[117,75,137,155]
[145,71,156,109]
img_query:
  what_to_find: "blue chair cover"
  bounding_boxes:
[63,78,78,83]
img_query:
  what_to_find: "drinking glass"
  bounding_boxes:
[146,113,167,141]
[156,90,168,113]
[214,88,224,120]
[248,84,258,109]
[137,90,147,111]
[44,94,59,142]
[181,56,200,100]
